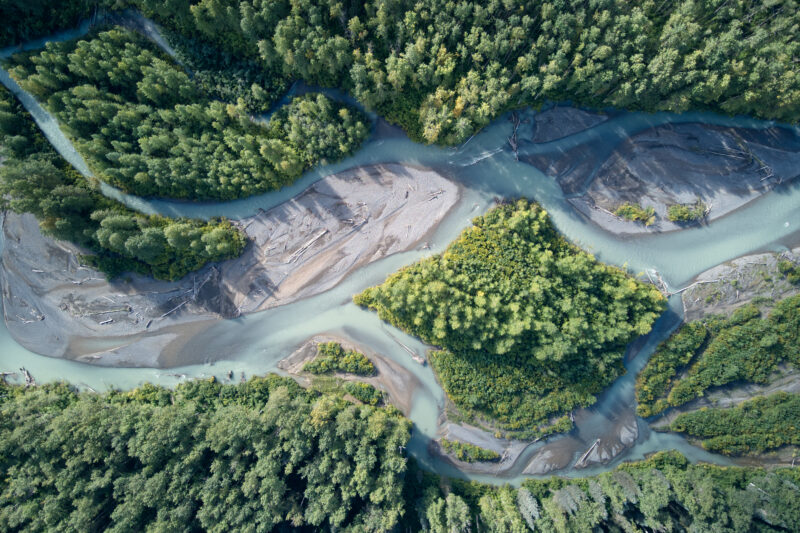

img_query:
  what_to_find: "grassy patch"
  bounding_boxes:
[667,199,708,222]
[303,342,375,376]
[614,203,656,226]
[440,439,500,463]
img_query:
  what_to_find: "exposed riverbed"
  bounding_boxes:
[1,14,800,486]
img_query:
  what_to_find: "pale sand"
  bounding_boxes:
[0,164,459,367]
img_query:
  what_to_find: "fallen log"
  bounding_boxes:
[159,300,188,319]
[575,438,601,467]
[287,229,328,263]
[20,367,35,387]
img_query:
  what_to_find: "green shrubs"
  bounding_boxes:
[440,439,500,463]
[0,376,410,531]
[343,381,383,405]
[636,322,708,417]
[667,199,708,222]
[614,203,656,225]
[7,28,369,201]
[778,260,800,285]
[636,295,800,415]
[0,87,245,281]
[669,392,800,455]
[303,342,375,376]
[356,199,665,434]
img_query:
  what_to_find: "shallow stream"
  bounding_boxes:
[1,17,799,485]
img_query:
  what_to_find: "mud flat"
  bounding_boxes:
[521,411,641,475]
[523,122,800,235]
[0,164,458,367]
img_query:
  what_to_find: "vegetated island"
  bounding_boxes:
[6,27,369,202]
[668,391,800,456]
[356,199,666,438]
[636,294,800,419]
[278,335,426,418]
[0,85,244,282]
[1,376,799,532]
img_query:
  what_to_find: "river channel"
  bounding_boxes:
[1,16,799,485]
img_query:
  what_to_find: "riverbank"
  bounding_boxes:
[0,164,459,367]
[522,112,800,235]
[680,246,800,320]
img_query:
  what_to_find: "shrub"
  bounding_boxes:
[667,199,708,222]
[440,439,500,463]
[778,260,800,285]
[303,342,375,376]
[343,381,383,406]
[614,203,656,226]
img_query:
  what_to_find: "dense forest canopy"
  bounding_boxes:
[2,378,799,533]
[7,28,369,201]
[0,376,410,531]
[517,450,800,532]
[0,86,244,280]
[636,295,800,417]
[669,391,800,455]
[6,0,798,146]
[356,200,665,434]
[123,0,800,144]
[3,0,799,145]
[0,0,93,47]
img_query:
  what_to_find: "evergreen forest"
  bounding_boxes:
[2,1,800,531]
[356,200,665,435]
[1,378,799,532]
[5,0,800,145]
[6,28,369,201]
[0,86,244,280]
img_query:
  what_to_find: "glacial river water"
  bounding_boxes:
[1,17,800,485]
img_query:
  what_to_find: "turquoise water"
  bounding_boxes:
[1,16,799,484]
